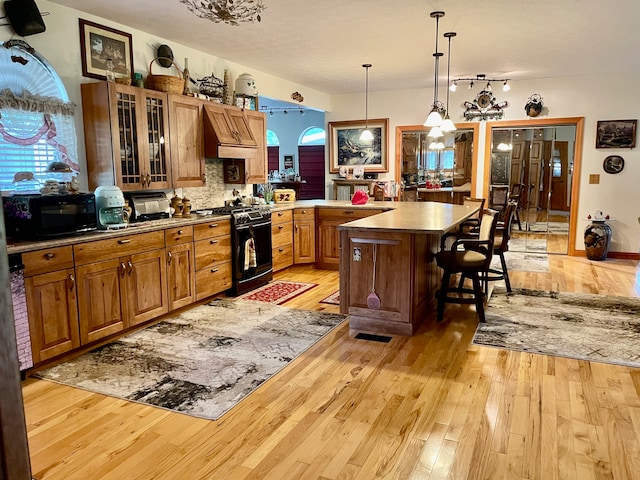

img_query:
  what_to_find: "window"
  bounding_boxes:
[0,41,78,193]
[266,129,280,146]
[299,127,325,145]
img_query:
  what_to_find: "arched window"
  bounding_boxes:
[0,40,78,193]
[266,129,280,146]
[299,127,325,145]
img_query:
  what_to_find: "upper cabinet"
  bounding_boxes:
[81,82,205,190]
[243,109,268,184]
[203,103,257,151]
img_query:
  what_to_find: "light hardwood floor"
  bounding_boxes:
[22,255,640,479]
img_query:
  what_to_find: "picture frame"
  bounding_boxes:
[79,19,134,81]
[595,119,637,149]
[328,118,389,173]
[223,159,245,184]
[283,154,295,169]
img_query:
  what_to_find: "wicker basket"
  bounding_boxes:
[146,58,184,94]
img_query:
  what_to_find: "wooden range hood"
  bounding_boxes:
[203,103,258,159]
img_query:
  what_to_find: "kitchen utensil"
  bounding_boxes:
[367,243,381,309]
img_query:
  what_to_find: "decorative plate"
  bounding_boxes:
[603,155,624,174]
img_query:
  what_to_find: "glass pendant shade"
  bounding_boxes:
[440,116,457,132]
[359,128,374,142]
[424,110,443,127]
[428,126,444,138]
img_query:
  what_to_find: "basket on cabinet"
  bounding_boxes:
[146,57,184,94]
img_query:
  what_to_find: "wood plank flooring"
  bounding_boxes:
[22,255,640,479]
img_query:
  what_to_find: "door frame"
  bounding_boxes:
[483,117,584,256]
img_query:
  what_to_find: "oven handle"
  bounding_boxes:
[235,220,272,230]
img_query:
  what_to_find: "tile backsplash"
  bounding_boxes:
[178,159,253,209]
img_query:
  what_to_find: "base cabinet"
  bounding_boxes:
[294,208,315,264]
[166,226,196,311]
[194,219,233,301]
[272,209,293,272]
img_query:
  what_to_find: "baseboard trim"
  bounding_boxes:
[572,250,640,260]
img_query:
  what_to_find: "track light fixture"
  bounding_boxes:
[452,74,512,92]
[260,106,307,115]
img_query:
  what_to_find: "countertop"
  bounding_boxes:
[5,200,469,254]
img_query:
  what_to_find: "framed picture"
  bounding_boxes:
[79,19,133,81]
[223,159,245,184]
[328,118,389,173]
[283,154,295,169]
[595,119,637,148]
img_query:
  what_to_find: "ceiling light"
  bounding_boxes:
[485,82,492,91]
[441,31,457,133]
[269,110,273,116]
[283,109,288,115]
[424,11,445,127]
[468,80,474,89]
[453,74,512,92]
[503,80,511,91]
[449,80,457,92]
[180,0,265,26]
[360,63,374,143]
[428,126,444,138]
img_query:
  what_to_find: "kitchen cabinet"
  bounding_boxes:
[193,219,233,301]
[165,226,196,311]
[294,208,315,264]
[316,208,384,270]
[272,209,293,272]
[168,94,205,187]
[244,110,268,183]
[74,231,168,344]
[203,103,257,151]
[23,246,79,363]
[81,82,171,191]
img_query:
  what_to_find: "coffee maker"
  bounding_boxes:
[94,186,128,229]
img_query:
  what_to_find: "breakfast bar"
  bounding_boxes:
[338,201,478,335]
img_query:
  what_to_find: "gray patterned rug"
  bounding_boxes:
[35,299,346,420]
[475,289,640,368]
[491,251,550,273]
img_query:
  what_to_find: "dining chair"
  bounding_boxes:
[489,185,509,220]
[508,183,524,230]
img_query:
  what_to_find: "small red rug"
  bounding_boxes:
[320,290,340,305]
[238,280,318,305]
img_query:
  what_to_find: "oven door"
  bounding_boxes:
[233,219,273,295]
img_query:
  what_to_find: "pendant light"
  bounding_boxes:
[440,31,457,133]
[360,63,374,142]
[424,11,445,128]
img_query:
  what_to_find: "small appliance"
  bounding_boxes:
[2,193,97,240]
[127,192,170,222]
[94,186,128,229]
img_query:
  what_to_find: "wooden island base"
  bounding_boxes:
[338,202,478,336]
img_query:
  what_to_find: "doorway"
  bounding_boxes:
[485,118,584,256]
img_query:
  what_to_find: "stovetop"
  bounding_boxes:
[194,205,272,224]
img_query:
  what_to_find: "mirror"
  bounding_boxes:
[486,118,584,255]
[395,123,479,202]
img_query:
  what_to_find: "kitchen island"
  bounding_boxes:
[338,201,478,336]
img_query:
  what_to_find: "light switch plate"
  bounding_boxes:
[589,174,600,184]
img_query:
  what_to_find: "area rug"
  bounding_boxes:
[237,280,317,304]
[474,289,640,368]
[527,221,569,233]
[491,251,550,273]
[35,299,346,420]
[320,290,340,305]
[509,237,547,253]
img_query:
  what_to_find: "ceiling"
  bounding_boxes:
[49,0,640,98]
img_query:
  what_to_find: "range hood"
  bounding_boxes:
[203,103,257,159]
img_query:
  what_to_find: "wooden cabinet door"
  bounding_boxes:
[143,90,172,189]
[168,94,205,188]
[244,110,267,183]
[25,268,80,363]
[294,220,315,264]
[225,108,257,146]
[76,259,126,345]
[203,103,238,146]
[167,243,195,311]
[316,218,342,269]
[124,249,168,327]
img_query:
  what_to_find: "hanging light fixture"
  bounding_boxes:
[360,63,374,142]
[180,0,265,26]
[440,31,457,133]
[424,11,445,128]
[452,74,512,91]
[502,80,511,91]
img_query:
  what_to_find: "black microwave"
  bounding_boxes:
[3,193,97,240]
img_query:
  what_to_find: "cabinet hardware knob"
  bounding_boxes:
[68,274,75,291]
[209,223,218,228]
[177,230,183,235]
[120,262,127,276]
[279,248,284,252]
[118,239,132,244]
[167,251,173,264]
[295,225,298,233]
[127,261,133,276]
[278,225,284,230]
[301,210,306,214]
[345,210,354,214]
[210,240,218,244]
[210,268,219,273]
[278,212,283,216]
[45,253,54,259]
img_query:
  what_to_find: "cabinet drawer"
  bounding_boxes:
[165,225,194,246]
[294,208,314,221]
[194,235,232,270]
[196,261,232,300]
[23,246,74,277]
[193,219,231,241]
[272,243,293,272]
[271,209,292,225]
[317,208,384,221]
[271,221,293,248]
[74,231,165,265]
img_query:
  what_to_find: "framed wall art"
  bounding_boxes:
[223,159,245,184]
[79,19,134,81]
[328,118,389,173]
[595,119,636,149]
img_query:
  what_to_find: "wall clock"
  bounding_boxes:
[603,155,624,174]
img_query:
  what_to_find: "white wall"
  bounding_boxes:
[3,1,638,254]
[327,74,640,254]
